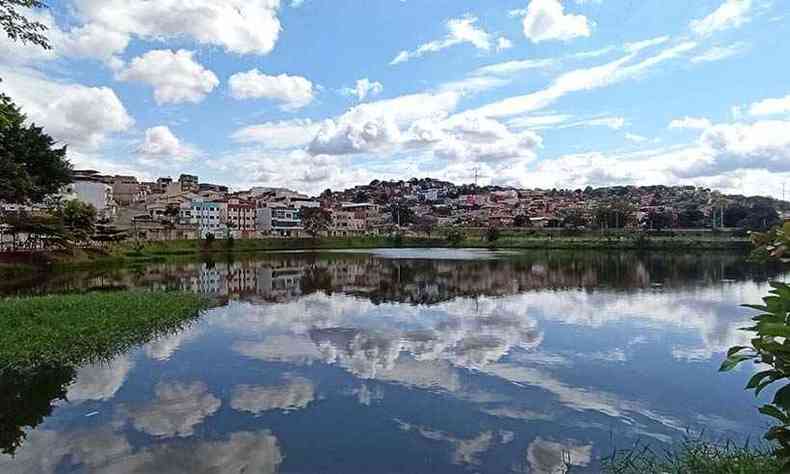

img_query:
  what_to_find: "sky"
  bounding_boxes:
[1,0,789,198]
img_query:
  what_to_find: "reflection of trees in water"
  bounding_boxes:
[5,251,784,305]
[0,366,76,456]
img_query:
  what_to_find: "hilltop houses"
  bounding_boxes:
[10,170,782,243]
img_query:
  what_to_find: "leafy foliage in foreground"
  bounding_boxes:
[0,291,208,371]
[0,365,74,456]
[602,438,781,474]
[751,222,790,263]
[721,281,790,467]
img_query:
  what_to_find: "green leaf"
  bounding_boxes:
[720,353,756,372]
[727,346,750,358]
[747,370,780,390]
[759,404,788,423]
[743,304,769,312]
[775,385,790,409]
[756,322,790,338]
[757,378,779,397]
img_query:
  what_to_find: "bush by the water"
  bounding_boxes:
[0,291,208,371]
[602,438,781,474]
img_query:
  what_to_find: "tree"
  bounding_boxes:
[391,204,415,227]
[513,213,532,228]
[446,228,465,246]
[0,94,72,203]
[559,208,586,229]
[739,203,780,232]
[594,201,635,229]
[724,204,749,228]
[641,209,674,231]
[302,207,331,239]
[0,1,51,50]
[59,200,96,242]
[485,225,500,242]
[414,215,437,236]
[677,204,705,228]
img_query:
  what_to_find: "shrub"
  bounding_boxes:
[721,282,790,468]
[446,229,464,246]
[203,233,215,249]
[485,226,500,243]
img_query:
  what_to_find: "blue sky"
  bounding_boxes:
[1,0,789,197]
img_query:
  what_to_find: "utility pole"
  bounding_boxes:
[473,167,479,187]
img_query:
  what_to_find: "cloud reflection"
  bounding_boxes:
[125,381,221,438]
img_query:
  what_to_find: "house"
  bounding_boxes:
[330,209,366,237]
[256,203,303,237]
[184,199,228,238]
[227,199,257,238]
[60,175,117,220]
[179,174,199,193]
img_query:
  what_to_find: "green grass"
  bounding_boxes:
[0,290,209,371]
[602,438,781,474]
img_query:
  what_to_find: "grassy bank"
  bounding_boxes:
[602,439,780,474]
[0,233,751,274]
[117,233,751,254]
[0,290,209,371]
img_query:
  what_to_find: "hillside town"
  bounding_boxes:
[2,169,787,244]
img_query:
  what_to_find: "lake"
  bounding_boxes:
[1,249,787,473]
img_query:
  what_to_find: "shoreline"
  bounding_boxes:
[0,234,752,276]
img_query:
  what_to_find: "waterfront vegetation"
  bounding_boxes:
[602,438,781,473]
[0,290,208,371]
[0,231,748,269]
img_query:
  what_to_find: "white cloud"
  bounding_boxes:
[59,23,131,62]
[307,91,461,155]
[625,133,648,143]
[0,67,134,151]
[72,0,282,55]
[309,115,402,155]
[432,116,542,163]
[231,119,321,148]
[562,116,625,130]
[137,126,197,161]
[228,69,315,110]
[691,0,752,36]
[472,57,557,77]
[231,376,315,414]
[690,42,748,63]
[391,16,493,65]
[341,78,384,101]
[669,117,713,130]
[623,35,671,53]
[527,438,593,474]
[126,381,221,438]
[0,10,128,64]
[116,49,219,105]
[697,120,790,173]
[67,355,133,402]
[749,94,790,116]
[496,37,514,51]
[437,76,512,95]
[507,114,574,129]
[513,0,592,43]
[466,41,696,119]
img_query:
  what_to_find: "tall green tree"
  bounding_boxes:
[0,93,72,203]
[302,207,331,239]
[59,200,96,242]
[0,1,50,50]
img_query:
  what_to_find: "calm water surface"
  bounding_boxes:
[1,249,788,473]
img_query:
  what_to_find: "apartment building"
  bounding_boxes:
[256,203,303,237]
[60,175,117,220]
[187,200,228,238]
[227,199,257,238]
